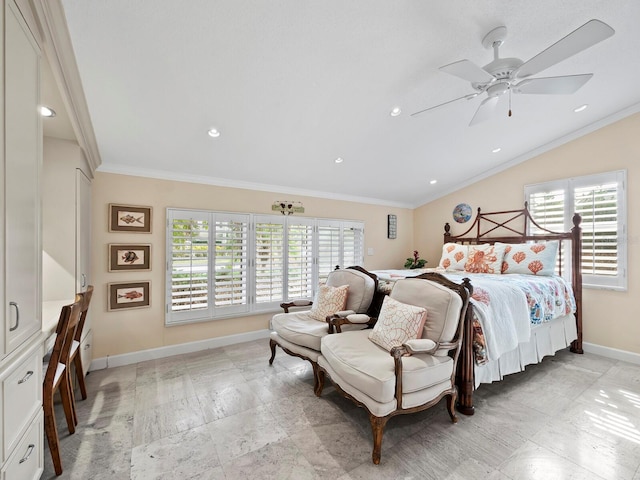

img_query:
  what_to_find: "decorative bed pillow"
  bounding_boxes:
[499,241,559,276]
[368,296,427,351]
[464,243,505,274]
[438,243,468,271]
[308,284,349,321]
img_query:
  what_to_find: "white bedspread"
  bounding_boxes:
[443,273,531,361]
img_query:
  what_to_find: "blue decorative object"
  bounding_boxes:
[453,203,472,223]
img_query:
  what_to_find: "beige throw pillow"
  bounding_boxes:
[308,284,349,321]
[369,296,427,351]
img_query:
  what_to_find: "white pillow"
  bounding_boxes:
[308,284,349,321]
[369,296,427,351]
[498,241,559,276]
[438,243,468,271]
[464,243,506,274]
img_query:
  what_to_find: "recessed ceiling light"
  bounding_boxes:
[39,106,56,117]
[335,157,344,164]
[390,107,401,117]
[207,128,221,138]
[492,147,501,153]
[574,104,588,113]
[429,179,437,185]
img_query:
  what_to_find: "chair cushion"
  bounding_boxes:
[326,269,375,314]
[389,279,463,356]
[272,312,330,351]
[308,284,349,321]
[321,330,453,404]
[368,296,426,351]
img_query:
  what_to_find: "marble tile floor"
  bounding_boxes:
[42,341,640,480]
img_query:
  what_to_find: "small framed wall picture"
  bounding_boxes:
[109,204,152,233]
[387,214,397,239]
[109,244,151,271]
[108,281,151,311]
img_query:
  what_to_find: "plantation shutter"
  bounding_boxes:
[287,218,315,300]
[525,170,626,290]
[254,215,285,308]
[573,173,624,288]
[342,222,364,268]
[317,221,342,282]
[167,210,212,324]
[213,213,249,315]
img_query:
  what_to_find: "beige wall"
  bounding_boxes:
[414,112,640,355]
[91,173,415,358]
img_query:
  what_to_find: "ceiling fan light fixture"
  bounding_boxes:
[574,104,588,113]
[335,157,344,164]
[390,107,402,117]
[492,147,501,153]
[207,128,221,138]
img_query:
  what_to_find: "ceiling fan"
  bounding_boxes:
[411,19,615,126]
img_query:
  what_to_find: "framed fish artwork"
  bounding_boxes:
[108,281,151,311]
[109,204,152,233]
[109,244,151,271]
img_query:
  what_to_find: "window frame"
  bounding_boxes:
[166,209,365,325]
[525,170,627,291]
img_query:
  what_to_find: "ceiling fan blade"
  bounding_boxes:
[515,19,614,79]
[410,93,478,117]
[440,60,494,84]
[469,96,499,126]
[514,74,593,94]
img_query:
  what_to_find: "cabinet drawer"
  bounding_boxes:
[2,347,42,461]
[2,411,43,480]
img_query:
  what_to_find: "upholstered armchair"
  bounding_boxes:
[269,266,378,389]
[316,273,471,464]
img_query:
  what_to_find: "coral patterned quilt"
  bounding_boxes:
[443,273,576,364]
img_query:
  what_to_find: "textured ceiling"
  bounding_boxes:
[59,0,640,207]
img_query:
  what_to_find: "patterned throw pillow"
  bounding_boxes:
[464,243,505,274]
[369,296,427,351]
[499,241,559,276]
[308,284,349,321]
[438,243,468,270]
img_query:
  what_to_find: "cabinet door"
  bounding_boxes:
[4,1,41,356]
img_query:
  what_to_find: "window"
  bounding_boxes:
[166,209,365,325]
[525,170,627,290]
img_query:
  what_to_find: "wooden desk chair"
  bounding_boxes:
[43,299,82,476]
[70,285,93,414]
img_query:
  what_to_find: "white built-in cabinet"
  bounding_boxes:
[0,1,44,479]
[76,168,92,374]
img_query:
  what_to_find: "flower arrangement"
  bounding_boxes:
[404,250,427,269]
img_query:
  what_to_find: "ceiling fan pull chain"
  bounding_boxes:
[508,89,512,117]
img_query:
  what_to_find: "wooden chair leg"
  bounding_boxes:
[446,391,458,424]
[59,375,76,434]
[44,395,63,475]
[369,414,390,465]
[74,354,88,400]
[314,367,326,397]
[268,338,277,365]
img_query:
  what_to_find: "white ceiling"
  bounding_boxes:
[57,0,640,208]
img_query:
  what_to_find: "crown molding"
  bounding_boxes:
[31,0,101,177]
[97,163,414,209]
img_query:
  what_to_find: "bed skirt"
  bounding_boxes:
[474,313,577,387]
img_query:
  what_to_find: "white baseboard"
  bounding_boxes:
[583,342,640,365]
[89,329,271,371]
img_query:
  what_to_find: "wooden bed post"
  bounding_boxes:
[456,306,475,415]
[570,213,583,354]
